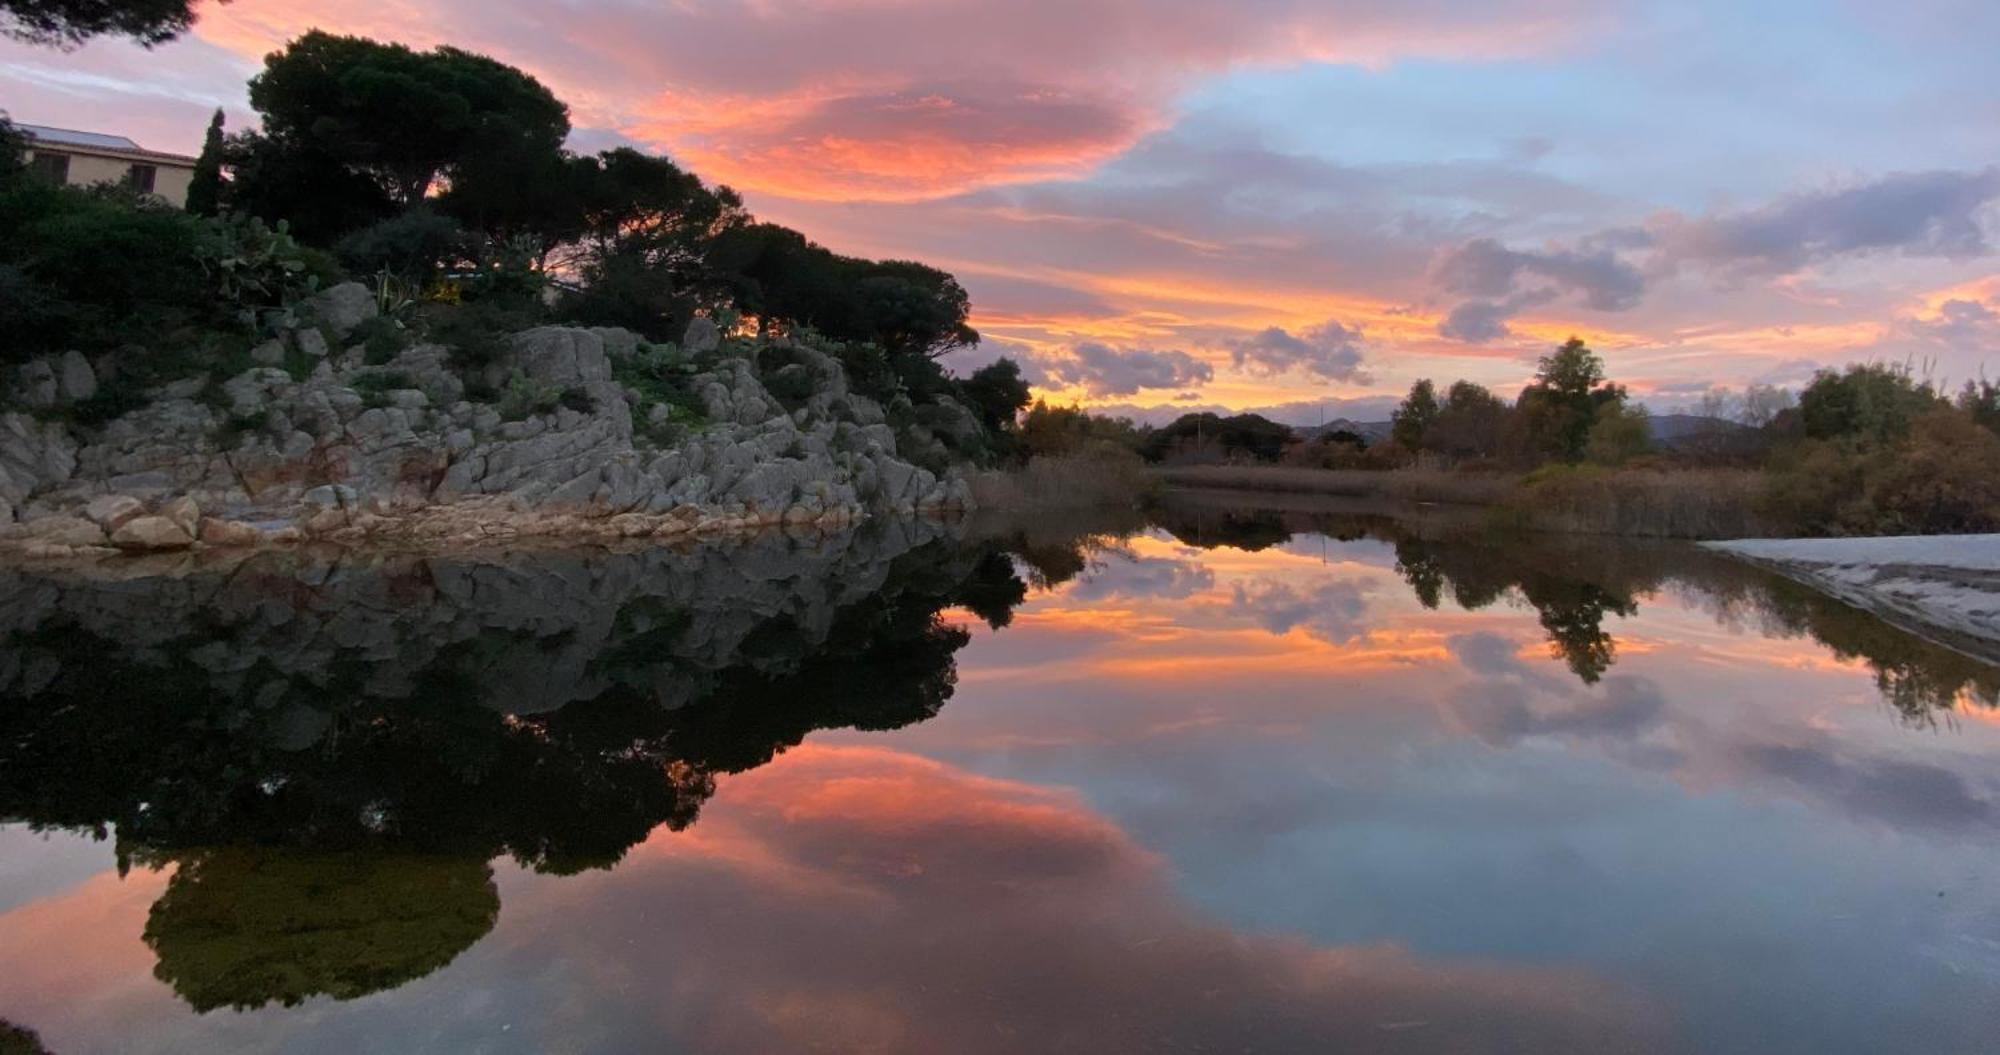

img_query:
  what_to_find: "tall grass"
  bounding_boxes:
[1155,465,1519,505]
[1156,463,1777,538]
[971,450,1156,510]
[1496,466,1775,539]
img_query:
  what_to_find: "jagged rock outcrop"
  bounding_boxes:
[0,284,974,556]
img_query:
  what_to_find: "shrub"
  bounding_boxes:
[349,369,416,409]
[1797,363,1943,449]
[1761,439,1872,535]
[763,364,817,408]
[497,371,565,420]
[205,212,338,325]
[349,315,410,365]
[610,341,707,430]
[0,180,212,361]
[1585,403,1651,466]
[1762,407,2000,535]
[1869,409,2000,533]
[334,208,465,284]
[417,299,540,395]
[1506,465,1773,538]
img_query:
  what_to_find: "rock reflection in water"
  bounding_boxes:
[1,497,1997,1042]
[0,518,1031,1011]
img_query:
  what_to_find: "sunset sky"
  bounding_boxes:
[8,0,1998,421]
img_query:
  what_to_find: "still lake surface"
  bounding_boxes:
[1,492,1997,1053]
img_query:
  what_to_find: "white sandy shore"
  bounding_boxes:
[1702,535,2000,661]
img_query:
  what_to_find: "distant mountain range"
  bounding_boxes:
[1294,419,1393,443]
[1084,398,1402,428]
[1645,413,1753,445]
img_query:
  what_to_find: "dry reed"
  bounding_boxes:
[1155,463,1778,539]
[971,451,1156,510]
[1154,465,1519,505]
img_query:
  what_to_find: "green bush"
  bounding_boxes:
[497,371,565,421]
[334,208,465,284]
[206,212,338,324]
[610,342,707,430]
[0,172,342,370]
[1762,408,2000,535]
[1797,363,1943,450]
[0,180,212,361]
[349,315,409,365]
[1867,409,2000,533]
[1585,403,1651,466]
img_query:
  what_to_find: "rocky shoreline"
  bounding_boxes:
[1,284,977,560]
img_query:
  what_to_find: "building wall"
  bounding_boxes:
[147,163,196,208]
[24,148,198,209]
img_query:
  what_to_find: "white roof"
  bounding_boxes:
[19,124,147,151]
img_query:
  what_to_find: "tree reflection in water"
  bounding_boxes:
[1151,493,2000,721]
[1,500,1996,1016]
[0,520,1034,1011]
[141,850,499,1013]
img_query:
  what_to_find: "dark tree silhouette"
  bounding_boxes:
[247,31,570,208]
[184,107,224,217]
[1516,337,1627,463]
[962,358,1034,435]
[1391,378,1439,450]
[2,0,207,48]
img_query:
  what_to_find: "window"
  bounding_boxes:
[29,152,69,183]
[127,164,157,194]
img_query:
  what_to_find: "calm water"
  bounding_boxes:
[2,494,1998,1053]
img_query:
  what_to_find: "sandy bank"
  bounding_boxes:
[1703,535,2000,663]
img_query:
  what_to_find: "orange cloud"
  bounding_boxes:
[187,0,1603,201]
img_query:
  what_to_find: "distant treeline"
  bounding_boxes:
[1021,338,2000,536]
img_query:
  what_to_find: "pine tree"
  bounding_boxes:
[185,108,224,216]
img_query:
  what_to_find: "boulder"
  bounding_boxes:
[727,460,805,513]
[161,495,200,536]
[294,327,330,359]
[926,395,984,446]
[56,351,97,403]
[198,517,264,547]
[27,515,105,546]
[0,412,78,502]
[683,317,720,355]
[310,282,378,338]
[13,359,57,409]
[303,484,360,511]
[591,328,643,359]
[221,368,290,415]
[877,457,918,504]
[510,327,610,386]
[110,515,192,550]
[82,494,145,532]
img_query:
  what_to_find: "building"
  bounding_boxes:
[18,124,200,207]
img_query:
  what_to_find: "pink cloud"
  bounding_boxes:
[510,743,1668,1052]
[170,0,1602,199]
